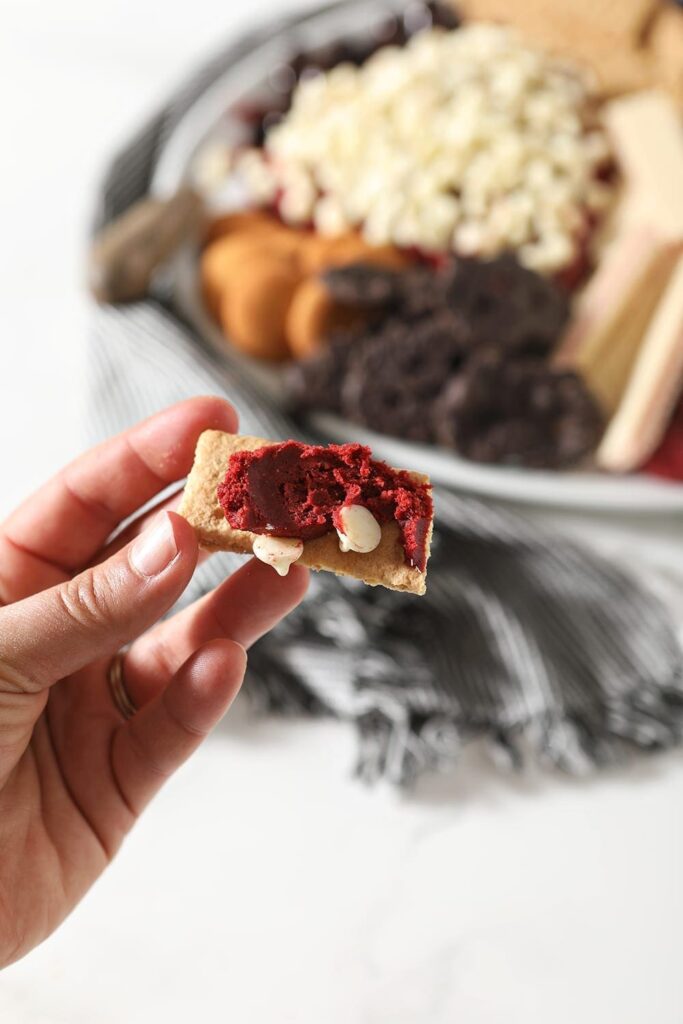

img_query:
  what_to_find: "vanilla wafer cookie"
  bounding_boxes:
[556,228,682,414]
[598,254,683,472]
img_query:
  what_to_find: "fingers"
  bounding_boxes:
[90,490,211,575]
[89,487,185,565]
[0,396,236,603]
[0,512,197,694]
[122,559,309,709]
[110,639,246,815]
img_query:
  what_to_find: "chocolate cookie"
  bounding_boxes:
[435,353,604,468]
[342,317,469,443]
[397,265,452,320]
[441,254,571,355]
[321,255,569,353]
[322,263,403,312]
[286,252,592,467]
[287,335,354,415]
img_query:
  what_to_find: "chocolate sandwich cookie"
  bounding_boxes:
[441,254,571,354]
[321,263,403,312]
[342,317,469,443]
[435,352,604,468]
[287,335,355,415]
[318,256,570,349]
[397,266,453,320]
[286,253,586,466]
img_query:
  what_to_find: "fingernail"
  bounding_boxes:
[131,512,178,578]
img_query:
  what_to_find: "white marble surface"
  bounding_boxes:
[0,2,682,1020]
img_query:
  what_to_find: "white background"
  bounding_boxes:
[1,2,683,1021]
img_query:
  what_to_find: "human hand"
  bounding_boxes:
[0,397,308,968]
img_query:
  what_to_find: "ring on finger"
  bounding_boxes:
[107,649,137,721]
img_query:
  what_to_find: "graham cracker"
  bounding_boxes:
[456,0,658,44]
[454,0,672,102]
[179,430,432,595]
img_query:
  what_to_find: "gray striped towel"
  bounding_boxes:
[88,1,683,785]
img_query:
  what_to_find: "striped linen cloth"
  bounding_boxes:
[88,2,683,784]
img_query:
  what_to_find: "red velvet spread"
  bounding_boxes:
[217,441,433,572]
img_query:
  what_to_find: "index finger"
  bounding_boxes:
[0,397,236,596]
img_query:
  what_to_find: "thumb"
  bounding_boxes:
[0,511,197,694]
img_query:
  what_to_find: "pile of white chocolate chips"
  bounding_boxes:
[237,24,614,274]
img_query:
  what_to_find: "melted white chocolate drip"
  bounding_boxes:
[252,535,304,576]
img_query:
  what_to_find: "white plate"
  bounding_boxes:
[151,0,683,512]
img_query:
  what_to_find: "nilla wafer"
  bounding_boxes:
[301,233,409,274]
[203,209,284,246]
[220,257,301,361]
[201,231,301,318]
[201,213,412,361]
[286,277,366,359]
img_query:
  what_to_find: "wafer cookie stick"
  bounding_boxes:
[597,255,683,472]
[604,91,683,239]
[556,228,681,414]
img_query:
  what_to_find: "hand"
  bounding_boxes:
[0,398,308,968]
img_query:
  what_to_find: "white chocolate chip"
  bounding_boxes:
[233,148,278,204]
[313,194,350,236]
[453,218,489,256]
[335,505,382,554]
[249,25,613,273]
[278,164,317,224]
[252,535,304,576]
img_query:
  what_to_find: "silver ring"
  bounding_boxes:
[107,650,137,720]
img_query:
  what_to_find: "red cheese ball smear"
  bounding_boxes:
[217,441,433,572]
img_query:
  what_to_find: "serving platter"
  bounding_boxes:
[151,0,683,512]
